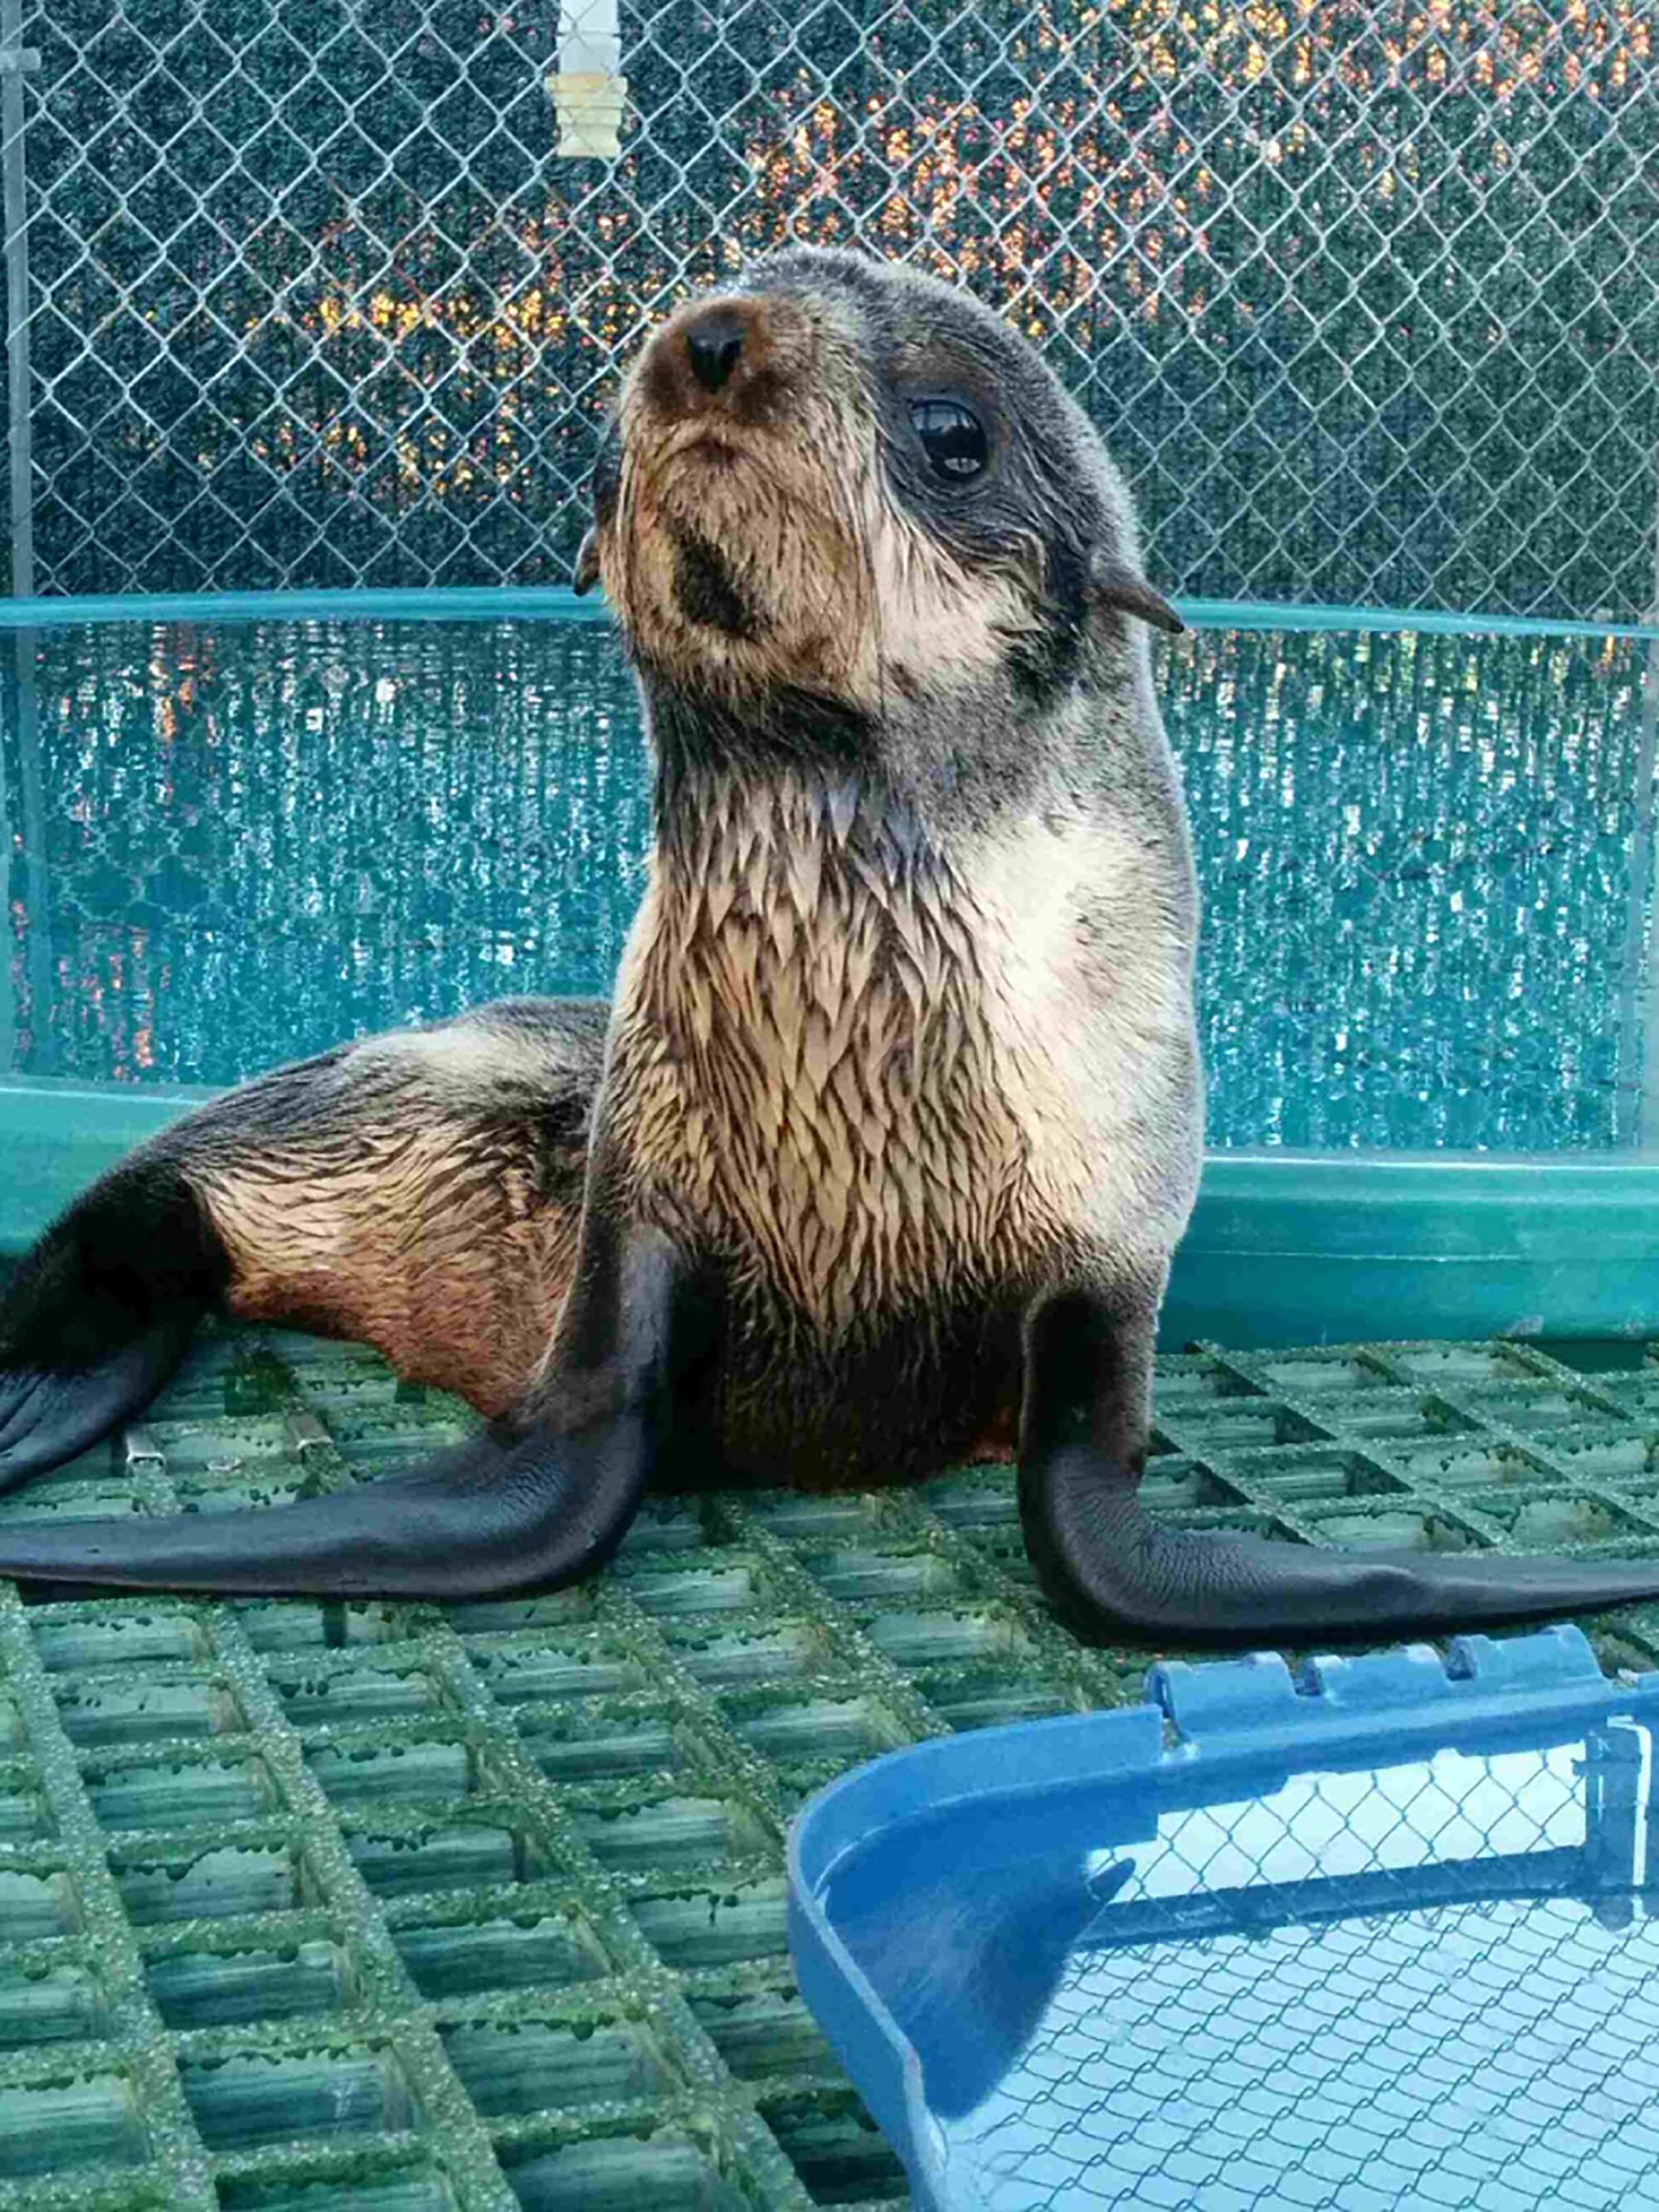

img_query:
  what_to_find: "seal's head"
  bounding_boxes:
[575,246,1180,717]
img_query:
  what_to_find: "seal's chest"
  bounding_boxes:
[615,792,1074,1331]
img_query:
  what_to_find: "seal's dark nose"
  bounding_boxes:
[685,309,744,393]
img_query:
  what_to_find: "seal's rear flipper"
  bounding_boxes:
[0,1164,223,1493]
[1020,1457,1659,1649]
[0,1214,707,1601]
[0,1412,650,1598]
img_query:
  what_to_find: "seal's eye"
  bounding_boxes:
[909,398,988,483]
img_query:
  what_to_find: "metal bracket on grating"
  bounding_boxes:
[120,1427,164,1475]
[0,1322,1657,2210]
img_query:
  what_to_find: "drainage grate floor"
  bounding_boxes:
[2,1325,1659,2210]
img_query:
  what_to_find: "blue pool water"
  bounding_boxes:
[1,609,1652,1153]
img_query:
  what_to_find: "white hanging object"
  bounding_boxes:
[548,0,626,160]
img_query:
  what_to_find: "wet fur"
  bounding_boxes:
[191,1004,606,1417]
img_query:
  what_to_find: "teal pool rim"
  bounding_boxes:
[3,1076,1657,1350]
[0,584,1655,644]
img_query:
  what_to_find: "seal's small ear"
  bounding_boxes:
[576,416,622,596]
[1087,549,1184,635]
[572,525,601,597]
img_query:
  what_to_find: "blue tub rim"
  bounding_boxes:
[0,582,1653,644]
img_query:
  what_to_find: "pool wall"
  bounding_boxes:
[6,1074,1658,1351]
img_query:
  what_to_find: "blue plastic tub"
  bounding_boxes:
[789,1624,1659,2210]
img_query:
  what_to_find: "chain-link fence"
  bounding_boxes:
[1,0,1654,617]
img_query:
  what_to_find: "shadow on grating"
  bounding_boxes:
[2,1319,1658,2210]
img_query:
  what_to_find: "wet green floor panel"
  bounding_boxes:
[3,1325,1659,2210]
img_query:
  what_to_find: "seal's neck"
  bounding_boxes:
[640,673,922,893]
[645,678,878,824]
[640,677,949,923]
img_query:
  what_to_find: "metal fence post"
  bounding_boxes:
[0,5,44,1075]
[1638,476,1659,1149]
[0,0,35,602]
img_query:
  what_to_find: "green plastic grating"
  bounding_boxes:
[3,1326,1659,2211]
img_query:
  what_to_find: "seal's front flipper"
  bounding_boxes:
[0,1415,653,1598]
[0,1218,710,1601]
[0,1164,223,1493]
[1022,1457,1659,1648]
[1018,1288,1659,1649]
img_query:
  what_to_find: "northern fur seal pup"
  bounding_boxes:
[0,246,1654,1642]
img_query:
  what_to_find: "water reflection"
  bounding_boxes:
[0,614,652,1091]
[0,615,1651,1151]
